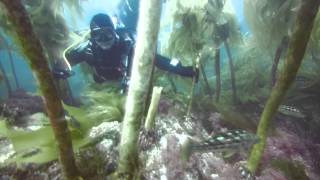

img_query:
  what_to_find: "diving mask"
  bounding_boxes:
[91,27,116,50]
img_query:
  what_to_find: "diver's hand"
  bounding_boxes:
[52,67,75,79]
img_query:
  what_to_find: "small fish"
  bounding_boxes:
[180,130,259,161]
[190,130,258,152]
[239,165,255,180]
[278,105,306,119]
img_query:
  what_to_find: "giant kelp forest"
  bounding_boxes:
[0,0,320,179]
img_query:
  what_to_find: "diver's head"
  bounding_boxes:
[90,13,116,50]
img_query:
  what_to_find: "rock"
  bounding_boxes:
[0,175,11,180]
[0,89,45,125]
[0,138,15,163]
[89,121,120,141]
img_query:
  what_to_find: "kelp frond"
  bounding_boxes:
[243,0,299,52]
[167,6,205,63]
[1,0,84,66]
[27,0,83,18]
[1,90,124,165]
[165,0,241,66]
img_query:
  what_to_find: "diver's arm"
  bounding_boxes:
[118,36,196,78]
[154,54,198,79]
[65,40,93,66]
[52,41,93,79]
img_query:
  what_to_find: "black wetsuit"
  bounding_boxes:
[64,28,195,84]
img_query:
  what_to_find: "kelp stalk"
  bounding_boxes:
[247,0,319,173]
[144,86,163,131]
[225,41,237,103]
[0,58,12,95]
[199,61,213,98]
[271,36,289,87]
[117,0,162,178]
[7,43,19,89]
[186,55,200,120]
[0,1,80,179]
[214,48,221,102]
[0,33,19,89]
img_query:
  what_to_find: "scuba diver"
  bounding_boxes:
[53,13,198,92]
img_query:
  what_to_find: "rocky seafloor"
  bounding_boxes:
[0,94,320,180]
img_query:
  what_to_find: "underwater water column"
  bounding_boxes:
[247,0,320,174]
[0,1,80,179]
[117,0,162,178]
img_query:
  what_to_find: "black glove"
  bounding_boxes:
[52,67,74,79]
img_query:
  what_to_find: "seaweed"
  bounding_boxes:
[0,1,80,179]
[162,0,242,106]
[247,0,320,173]
[167,7,205,63]
[243,0,299,54]
[0,90,123,165]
